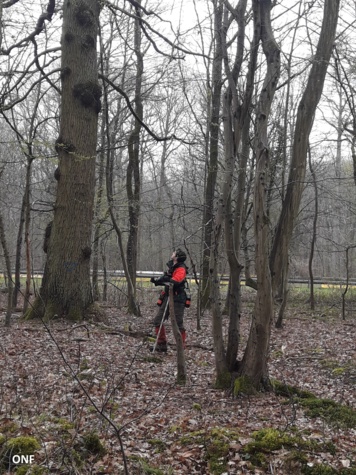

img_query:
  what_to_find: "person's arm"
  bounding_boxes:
[150,274,170,286]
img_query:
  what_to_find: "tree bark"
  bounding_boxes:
[200,0,223,311]
[92,130,106,302]
[12,176,27,308]
[126,2,143,316]
[239,0,280,389]
[26,0,101,321]
[210,0,257,382]
[270,0,340,312]
[23,154,33,313]
[307,145,318,312]
[169,285,186,385]
[0,209,13,326]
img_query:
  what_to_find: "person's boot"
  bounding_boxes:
[151,325,167,352]
[180,329,187,349]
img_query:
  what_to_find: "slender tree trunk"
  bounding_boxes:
[101,56,140,317]
[169,285,186,385]
[92,116,107,301]
[226,14,258,368]
[101,239,108,302]
[201,0,223,311]
[222,86,243,371]
[13,187,26,307]
[270,0,340,314]
[126,2,143,316]
[23,156,33,313]
[341,247,351,321]
[157,111,171,270]
[239,0,280,389]
[26,0,102,321]
[280,1,302,204]
[210,235,229,387]
[0,210,13,326]
[308,145,318,312]
[0,0,3,51]
[272,7,302,325]
[241,144,256,290]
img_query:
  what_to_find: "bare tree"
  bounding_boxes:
[238,0,280,389]
[200,0,224,312]
[126,0,143,316]
[270,0,340,325]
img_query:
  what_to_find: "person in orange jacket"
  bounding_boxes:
[150,249,188,352]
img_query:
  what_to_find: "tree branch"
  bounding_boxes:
[1,0,56,55]
[99,73,197,145]
[103,0,210,60]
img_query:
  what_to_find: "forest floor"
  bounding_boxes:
[0,288,355,474]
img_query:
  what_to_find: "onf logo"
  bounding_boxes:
[12,455,35,464]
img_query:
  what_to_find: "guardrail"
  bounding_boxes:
[3,271,356,287]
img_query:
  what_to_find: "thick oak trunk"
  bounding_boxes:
[27,0,101,321]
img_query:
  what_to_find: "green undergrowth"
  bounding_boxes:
[272,380,356,428]
[15,466,46,475]
[303,466,356,475]
[128,455,169,475]
[299,398,356,429]
[243,427,336,470]
[0,436,41,471]
[242,427,356,474]
[179,427,239,475]
[148,439,167,454]
[0,415,107,473]
[321,358,356,380]
[175,423,354,475]
[287,286,356,319]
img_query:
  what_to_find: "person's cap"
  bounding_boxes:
[175,248,187,263]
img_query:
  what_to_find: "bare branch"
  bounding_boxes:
[99,73,197,145]
[3,0,21,7]
[103,0,210,60]
[1,0,56,55]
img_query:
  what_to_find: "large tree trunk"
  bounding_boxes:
[270,0,340,311]
[222,87,243,372]
[210,0,256,383]
[224,0,258,371]
[26,0,101,321]
[239,0,280,389]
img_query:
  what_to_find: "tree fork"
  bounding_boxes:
[238,0,280,389]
